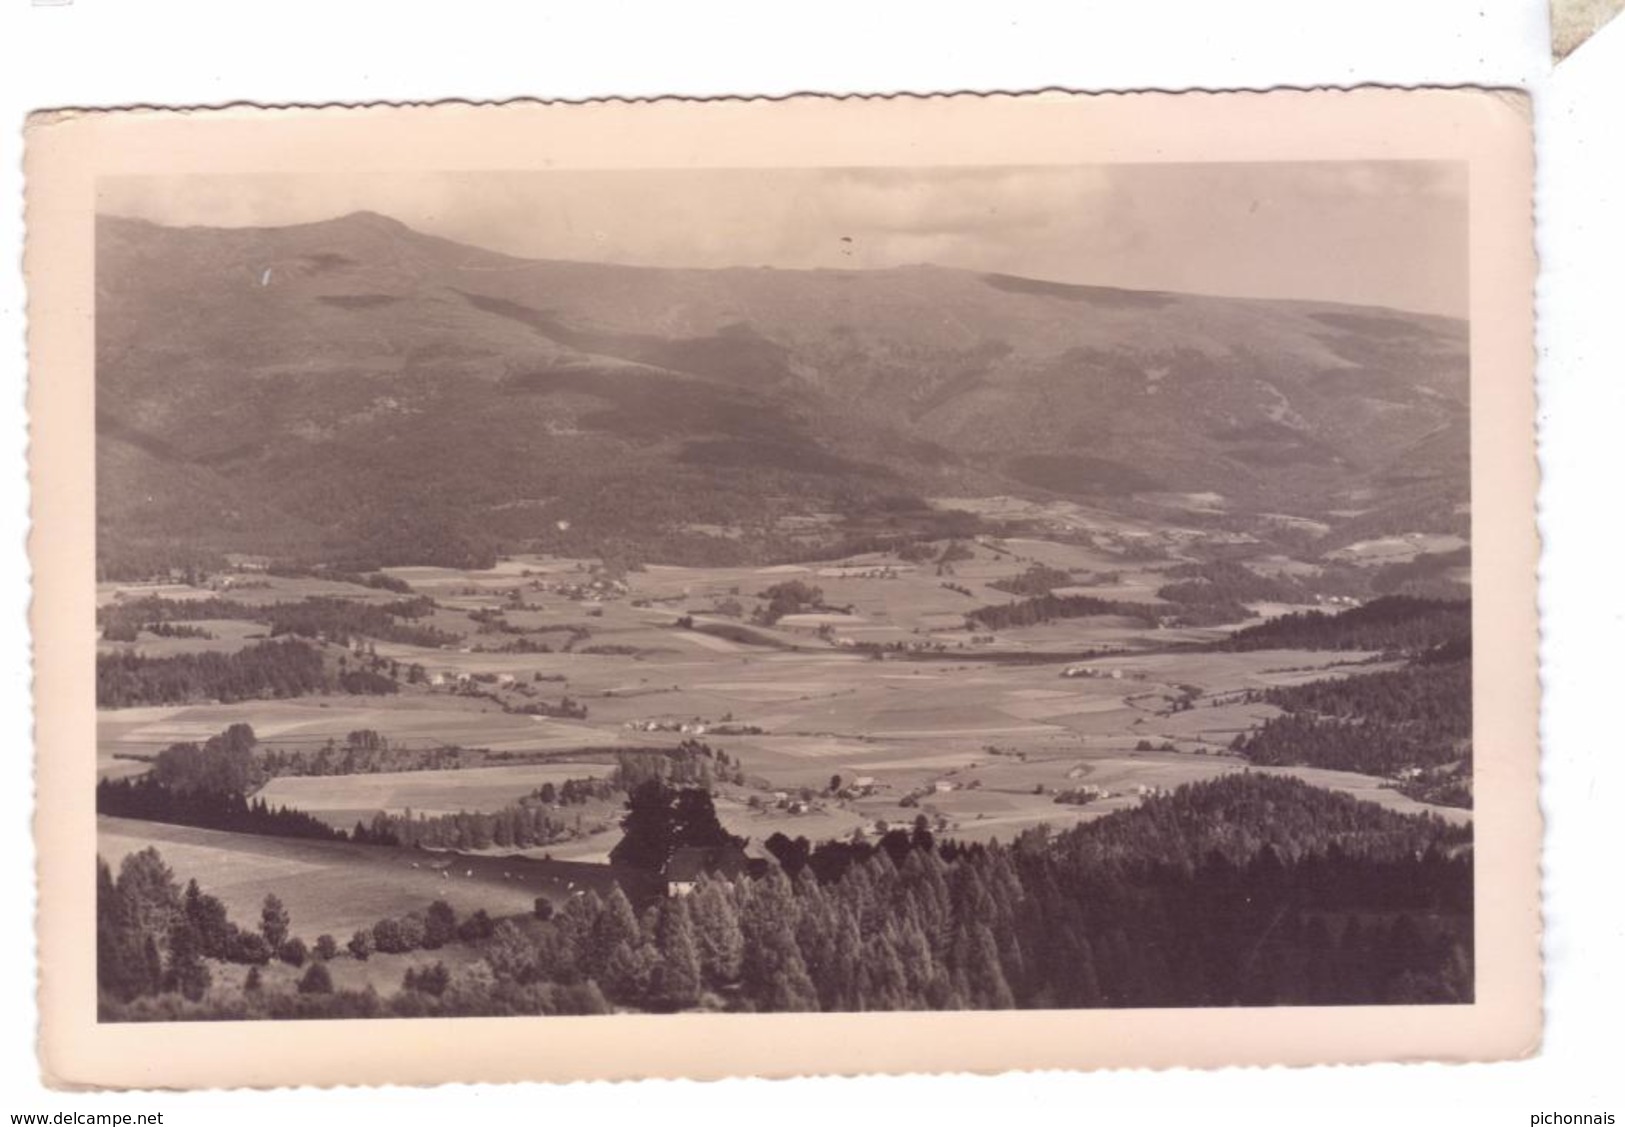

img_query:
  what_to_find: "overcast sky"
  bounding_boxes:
[99,162,1468,317]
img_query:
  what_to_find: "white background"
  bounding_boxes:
[0,1,1618,1121]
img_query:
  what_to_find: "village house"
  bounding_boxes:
[661,843,752,897]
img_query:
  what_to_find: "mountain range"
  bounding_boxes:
[95,210,1469,573]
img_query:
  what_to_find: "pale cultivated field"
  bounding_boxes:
[98,695,653,767]
[98,539,1472,843]
[97,817,546,937]
[97,574,407,610]
[255,762,613,826]
[1326,533,1469,566]
[95,619,273,658]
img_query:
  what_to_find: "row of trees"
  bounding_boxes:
[351,802,591,851]
[1155,559,1309,607]
[98,776,347,841]
[986,563,1075,597]
[612,741,746,791]
[96,639,333,708]
[98,594,456,650]
[99,843,508,1012]
[967,593,1161,632]
[99,850,329,1002]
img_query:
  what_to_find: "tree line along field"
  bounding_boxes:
[97,772,1473,1021]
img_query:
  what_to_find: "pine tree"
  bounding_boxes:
[654,899,702,1010]
[962,923,1015,1010]
[97,857,148,1002]
[601,941,657,1005]
[689,881,744,987]
[591,887,641,975]
[744,923,819,1012]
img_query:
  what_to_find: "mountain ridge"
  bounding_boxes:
[94,211,1470,574]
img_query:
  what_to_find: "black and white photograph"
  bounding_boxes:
[21,90,1542,1088]
[87,157,1480,1020]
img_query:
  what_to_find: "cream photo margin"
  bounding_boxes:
[24,88,1540,1089]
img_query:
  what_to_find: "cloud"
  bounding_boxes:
[96,161,1467,316]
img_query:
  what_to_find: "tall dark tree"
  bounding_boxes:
[423,900,458,950]
[165,920,212,1002]
[183,879,233,958]
[610,781,745,872]
[259,893,290,951]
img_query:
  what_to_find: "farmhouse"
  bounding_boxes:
[661,843,751,898]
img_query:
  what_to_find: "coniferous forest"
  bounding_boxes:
[98,773,1472,1021]
[1232,660,1472,779]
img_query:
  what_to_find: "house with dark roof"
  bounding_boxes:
[661,842,753,897]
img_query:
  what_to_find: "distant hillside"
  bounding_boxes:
[95,212,1469,572]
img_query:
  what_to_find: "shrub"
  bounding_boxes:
[457,909,496,943]
[296,962,334,995]
[278,937,309,967]
[403,962,451,997]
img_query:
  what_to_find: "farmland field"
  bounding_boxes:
[255,762,612,826]
[98,542,1469,839]
[98,817,545,936]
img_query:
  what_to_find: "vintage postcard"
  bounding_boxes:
[25,89,1539,1088]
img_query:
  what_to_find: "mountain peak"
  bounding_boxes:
[327,210,412,232]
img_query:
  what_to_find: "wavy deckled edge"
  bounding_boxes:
[22,84,1542,1092]
[21,81,1533,127]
